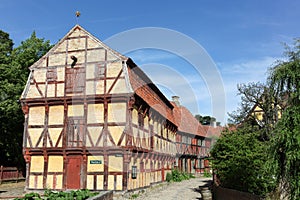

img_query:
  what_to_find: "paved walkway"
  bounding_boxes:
[115,177,212,200]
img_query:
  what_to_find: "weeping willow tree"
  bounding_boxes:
[268,38,300,200]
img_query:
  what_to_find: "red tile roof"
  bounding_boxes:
[203,125,224,138]
[126,58,176,124]
[171,102,206,137]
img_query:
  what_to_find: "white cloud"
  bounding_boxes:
[217,56,280,116]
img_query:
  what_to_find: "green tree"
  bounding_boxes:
[268,38,300,200]
[0,30,52,169]
[210,125,277,196]
[211,39,300,199]
[195,114,217,125]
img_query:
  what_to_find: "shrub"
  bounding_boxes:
[14,189,99,200]
[166,172,172,182]
[203,171,212,178]
[170,169,192,182]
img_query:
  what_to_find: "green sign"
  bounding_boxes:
[90,160,102,164]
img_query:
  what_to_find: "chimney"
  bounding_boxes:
[172,96,180,106]
[211,121,217,128]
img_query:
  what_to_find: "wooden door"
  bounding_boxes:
[66,156,81,189]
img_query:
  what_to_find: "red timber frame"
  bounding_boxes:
[175,132,210,174]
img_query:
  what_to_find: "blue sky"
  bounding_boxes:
[1,0,299,124]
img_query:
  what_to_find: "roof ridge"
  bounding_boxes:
[29,24,127,70]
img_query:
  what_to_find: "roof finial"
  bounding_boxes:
[75,11,81,24]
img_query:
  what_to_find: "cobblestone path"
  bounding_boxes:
[114,177,212,200]
[0,178,212,200]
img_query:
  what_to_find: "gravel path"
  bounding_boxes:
[0,178,212,200]
[0,181,26,199]
[114,177,212,200]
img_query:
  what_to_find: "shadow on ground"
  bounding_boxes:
[190,179,213,200]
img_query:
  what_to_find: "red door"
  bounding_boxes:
[66,156,81,189]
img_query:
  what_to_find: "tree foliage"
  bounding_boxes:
[268,38,300,200]
[195,114,217,125]
[210,125,277,196]
[213,39,300,199]
[0,30,52,169]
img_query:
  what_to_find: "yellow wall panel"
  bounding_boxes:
[86,127,102,147]
[49,106,64,125]
[46,175,62,189]
[28,107,45,125]
[48,128,62,147]
[47,84,55,97]
[106,62,122,78]
[107,51,118,61]
[109,126,125,146]
[86,64,95,79]
[55,175,63,189]
[28,128,44,147]
[28,175,34,188]
[96,80,104,94]
[49,53,65,66]
[26,85,43,98]
[46,174,53,189]
[108,156,123,172]
[132,109,138,125]
[87,49,105,62]
[34,69,46,82]
[68,38,86,51]
[87,104,104,124]
[68,105,84,117]
[86,81,96,95]
[107,175,114,190]
[87,155,104,172]
[56,83,64,97]
[29,175,43,189]
[48,156,63,172]
[107,79,127,94]
[86,175,94,190]
[108,103,126,122]
[55,40,66,52]
[57,67,65,81]
[97,175,104,190]
[116,175,123,190]
[87,38,100,49]
[31,156,44,172]
[68,28,82,37]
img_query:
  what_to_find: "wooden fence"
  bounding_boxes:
[0,166,24,184]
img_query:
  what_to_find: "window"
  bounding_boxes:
[188,137,191,144]
[67,117,84,147]
[138,112,144,127]
[66,68,85,93]
[198,139,203,146]
[46,68,57,82]
[95,64,105,79]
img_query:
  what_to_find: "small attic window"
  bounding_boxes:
[95,64,105,79]
[47,68,57,82]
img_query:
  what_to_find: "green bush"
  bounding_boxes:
[203,171,212,178]
[210,127,277,196]
[14,189,99,200]
[189,173,196,178]
[166,172,172,182]
[170,169,192,182]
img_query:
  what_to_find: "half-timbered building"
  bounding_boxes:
[171,97,211,174]
[20,25,210,192]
